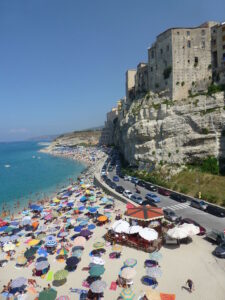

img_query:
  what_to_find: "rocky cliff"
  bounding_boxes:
[113,91,225,171]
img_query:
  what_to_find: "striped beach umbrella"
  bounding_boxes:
[45,235,57,247]
[90,280,107,293]
[124,258,137,268]
[54,270,69,281]
[11,277,27,289]
[120,288,135,300]
[146,267,162,278]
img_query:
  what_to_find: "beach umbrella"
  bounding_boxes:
[58,231,68,238]
[93,241,105,249]
[3,243,15,252]
[53,198,60,203]
[146,267,162,278]
[35,260,49,271]
[9,235,19,242]
[45,235,57,247]
[120,288,135,300]
[37,233,46,239]
[72,246,84,251]
[88,207,98,214]
[4,226,14,233]
[48,227,58,234]
[88,224,96,230]
[179,223,200,236]
[139,228,158,241]
[72,249,83,258]
[57,247,68,256]
[112,244,122,252]
[10,221,19,227]
[24,247,37,259]
[37,256,48,262]
[121,267,137,280]
[97,216,107,222]
[38,288,57,300]
[128,225,143,234]
[80,229,92,237]
[90,280,107,294]
[78,206,85,211]
[74,236,86,247]
[0,226,8,232]
[11,277,27,289]
[37,248,48,257]
[167,226,188,239]
[112,220,130,234]
[54,270,69,281]
[90,257,105,265]
[16,256,27,265]
[0,219,8,227]
[45,214,53,221]
[66,256,79,266]
[22,216,31,226]
[100,197,108,203]
[144,288,161,300]
[74,226,82,233]
[80,196,87,202]
[149,252,162,261]
[30,204,43,212]
[89,265,105,277]
[124,258,137,268]
[28,239,40,246]
[0,236,11,243]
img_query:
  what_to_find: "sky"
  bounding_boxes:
[0,0,224,141]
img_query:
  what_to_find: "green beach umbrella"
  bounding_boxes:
[89,265,105,277]
[4,226,14,233]
[93,241,105,249]
[54,269,68,281]
[24,247,37,259]
[38,288,57,300]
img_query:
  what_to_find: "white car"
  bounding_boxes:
[101,171,106,176]
[123,190,133,199]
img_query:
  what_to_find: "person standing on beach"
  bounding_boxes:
[186,279,194,293]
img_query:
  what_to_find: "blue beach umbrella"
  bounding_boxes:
[74,226,82,232]
[10,221,19,227]
[0,226,8,232]
[88,208,98,214]
[80,196,87,202]
[0,236,11,243]
[37,248,48,257]
[79,220,88,227]
[101,197,108,203]
[78,206,85,211]
[88,224,96,230]
[72,249,83,258]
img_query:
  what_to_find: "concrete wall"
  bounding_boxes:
[126,69,136,101]
[135,63,149,95]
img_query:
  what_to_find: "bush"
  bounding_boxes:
[179,186,189,194]
[201,156,219,175]
[207,84,225,95]
[202,128,209,134]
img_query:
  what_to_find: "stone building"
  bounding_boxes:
[211,22,225,85]
[100,107,118,145]
[135,63,149,96]
[126,69,136,102]
[148,21,218,100]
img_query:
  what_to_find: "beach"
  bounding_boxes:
[0,146,225,300]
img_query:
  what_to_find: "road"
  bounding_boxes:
[107,169,225,232]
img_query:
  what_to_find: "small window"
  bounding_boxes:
[187,31,190,36]
[223,35,225,42]
[187,40,191,48]
[202,40,205,48]
[160,48,163,55]
[150,67,153,72]
[223,45,225,50]
[195,57,199,63]
[151,51,154,59]
[177,31,180,35]
[201,29,205,36]
[167,45,169,51]
[222,26,225,32]
[188,59,190,63]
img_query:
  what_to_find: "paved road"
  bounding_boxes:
[107,170,225,232]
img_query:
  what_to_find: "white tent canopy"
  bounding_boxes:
[111,220,130,233]
[139,227,158,241]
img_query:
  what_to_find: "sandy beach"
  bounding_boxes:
[0,146,225,300]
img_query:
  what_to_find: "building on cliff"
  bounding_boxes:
[211,22,225,85]
[99,107,118,145]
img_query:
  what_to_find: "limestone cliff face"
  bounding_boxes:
[113,92,225,170]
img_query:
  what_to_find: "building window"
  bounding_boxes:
[187,40,191,48]
[201,29,205,36]
[160,48,163,55]
[151,51,154,59]
[222,26,225,32]
[177,31,180,35]
[212,39,217,46]
[150,67,153,72]
[188,59,190,63]
[194,57,199,67]
[223,35,225,42]
[167,45,169,51]
[187,31,190,36]
[223,53,225,61]
[202,40,205,48]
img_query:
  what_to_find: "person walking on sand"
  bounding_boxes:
[186,279,194,293]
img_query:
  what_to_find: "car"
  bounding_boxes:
[158,188,171,196]
[118,173,124,179]
[115,186,125,194]
[130,194,143,205]
[131,177,139,184]
[206,205,225,218]
[102,175,107,181]
[108,166,113,172]
[145,183,157,192]
[109,182,117,189]
[101,171,106,176]
[191,199,208,210]
[113,175,119,182]
[142,200,158,207]
[123,190,133,199]
[180,218,206,235]
[206,229,225,244]
[145,193,160,203]
[106,178,111,185]
[170,193,187,203]
[124,176,130,181]
[137,180,146,187]
[163,209,180,222]
[213,242,225,258]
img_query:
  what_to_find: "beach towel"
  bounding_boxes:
[160,293,176,300]
[82,267,90,271]
[109,281,117,291]
[46,270,53,281]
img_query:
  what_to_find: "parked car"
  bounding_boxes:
[142,200,158,207]
[191,199,208,210]
[213,242,225,258]
[158,188,171,196]
[130,194,143,205]
[109,182,117,189]
[206,205,225,218]
[170,193,187,203]
[206,229,225,244]
[123,190,133,199]
[179,218,206,235]
[124,176,130,181]
[145,193,160,203]
[101,170,106,176]
[102,175,107,181]
[131,177,139,185]
[106,178,112,186]
[115,186,124,194]
[137,180,146,187]
[145,183,157,192]
[118,173,124,179]
[163,209,180,222]
[113,175,119,182]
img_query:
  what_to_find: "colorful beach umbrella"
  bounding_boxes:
[38,288,57,300]
[28,239,40,246]
[89,265,105,277]
[16,256,27,265]
[54,270,69,281]
[120,288,135,300]
[11,277,27,289]
[121,267,137,280]
[93,241,105,249]
[88,224,96,230]
[35,260,49,271]
[3,243,15,252]
[124,258,137,268]
[90,280,107,294]
[45,235,57,247]
[74,236,86,247]
[97,216,107,222]
[24,247,37,259]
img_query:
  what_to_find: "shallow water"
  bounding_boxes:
[0,141,85,213]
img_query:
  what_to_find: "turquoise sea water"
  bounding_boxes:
[0,141,85,213]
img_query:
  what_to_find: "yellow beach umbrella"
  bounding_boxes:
[145,288,161,300]
[81,184,86,189]
[16,255,27,265]
[28,239,40,246]
[85,190,91,195]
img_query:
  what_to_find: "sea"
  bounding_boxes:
[0,141,86,214]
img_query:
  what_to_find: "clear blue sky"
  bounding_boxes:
[0,0,224,141]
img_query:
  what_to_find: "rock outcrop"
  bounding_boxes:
[113,92,225,171]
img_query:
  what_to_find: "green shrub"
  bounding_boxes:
[176,149,179,154]
[202,128,209,134]
[152,151,155,155]
[176,81,180,85]
[168,152,171,158]
[179,186,189,194]
[207,84,225,95]
[201,156,219,175]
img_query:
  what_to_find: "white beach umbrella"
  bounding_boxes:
[112,220,130,233]
[22,216,31,226]
[139,228,158,241]
[128,225,143,234]
[167,226,189,239]
[90,257,105,265]
[179,223,200,236]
